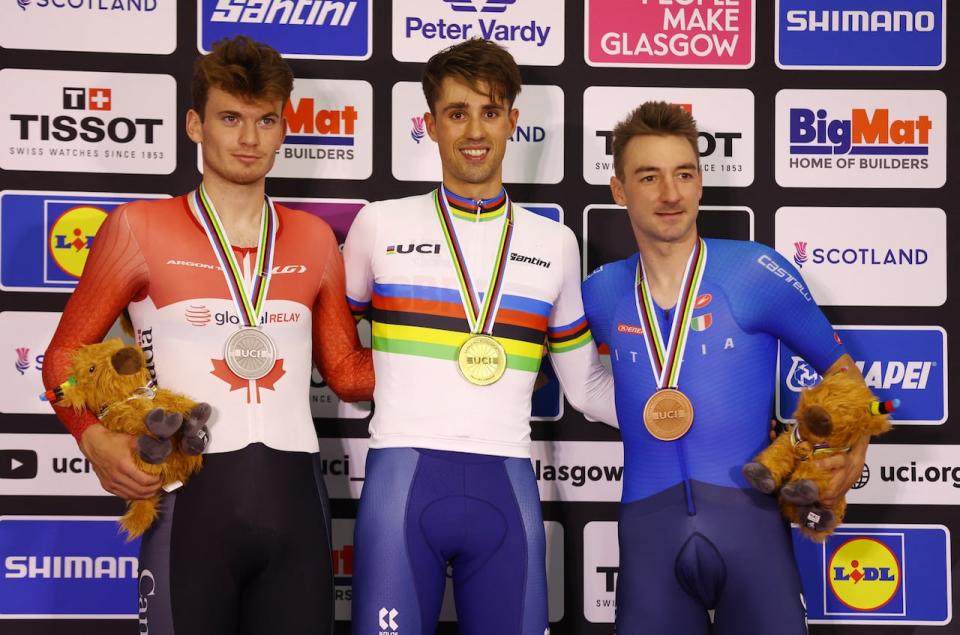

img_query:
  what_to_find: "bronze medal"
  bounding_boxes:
[457,334,507,386]
[642,388,694,441]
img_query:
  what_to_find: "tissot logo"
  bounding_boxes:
[393,0,564,66]
[0,450,38,479]
[775,90,945,188]
[1,69,175,174]
[583,87,754,187]
[776,0,945,70]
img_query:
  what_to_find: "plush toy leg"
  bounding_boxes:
[121,495,160,541]
[137,435,172,465]
[180,403,211,456]
[145,408,183,439]
[781,479,820,505]
[742,462,777,493]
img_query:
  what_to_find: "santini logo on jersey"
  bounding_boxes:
[509,252,551,268]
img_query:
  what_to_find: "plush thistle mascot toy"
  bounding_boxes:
[743,370,896,542]
[44,339,211,539]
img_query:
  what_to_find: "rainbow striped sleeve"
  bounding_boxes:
[347,295,371,321]
[547,315,593,354]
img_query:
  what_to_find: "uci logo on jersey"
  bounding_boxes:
[385,243,440,255]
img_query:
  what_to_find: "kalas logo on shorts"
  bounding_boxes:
[778,326,946,425]
[828,536,903,613]
[777,0,945,70]
[0,517,140,617]
[199,0,371,60]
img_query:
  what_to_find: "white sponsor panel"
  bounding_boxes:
[0,1,175,54]
[318,438,624,502]
[1,69,176,175]
[774,90,946,188]
[392,0,564,66]
[392,82,564,184]
[775,207,945,306]
[0,312,60,415]
[583,521,619,623]
[238,79,372,180]
[0,434,107,497]
[332,517,563,622]
[583,86,754,187]
[849,445,960,506]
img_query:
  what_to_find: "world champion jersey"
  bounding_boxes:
[582,238,844,502]
[44,194,372,454]
[343,190,616,458]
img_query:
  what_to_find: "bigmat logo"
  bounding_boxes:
[271,197,371,421]
[585,0,754,68]
[848,445,960,506]
[0,435,109,497]
[1,69,175,175]
[391,82,564,184]
[776,0,945,70]
[1,0,176,54]
[198,0,371,60]
[0,311,61,415]
[0,190,169,293]
[331,518,564,622]
[793,524,950,624]
[263,79,371,180]
[777,326,947,426]
[775,90,946,188]
[775,207,945,306]
[583,87,754,187]
[0,516,140,618]
[583,521,618,623]
[317,438,623,502]
[583,205,753,274]
[392,0,564,66]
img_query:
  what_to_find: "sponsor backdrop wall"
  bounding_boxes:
[0,1,956,633]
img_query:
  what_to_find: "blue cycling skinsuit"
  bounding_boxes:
[582,238,844,634]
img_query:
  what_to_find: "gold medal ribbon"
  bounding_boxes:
[193,184,277,327]
[634,237,708,390]
[433,185,514,336]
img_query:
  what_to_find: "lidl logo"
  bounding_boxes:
[793,524,950,624]
[776,0,945,70]
[777,326,946,425]
[0,191,169,292]
[828,537,901,612]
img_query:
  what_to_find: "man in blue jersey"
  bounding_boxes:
[581,102,869,634]
[343,39,615,634]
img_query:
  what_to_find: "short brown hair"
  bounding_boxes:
[422,38,522,113]
[192,35,294,119]
[612,102,700,179]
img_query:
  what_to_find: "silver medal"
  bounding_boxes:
[224,327,277,380]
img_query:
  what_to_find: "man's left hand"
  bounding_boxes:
[814,435,869,508]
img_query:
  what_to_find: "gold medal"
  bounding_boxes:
[457,334,507,386]
[643,388,694,441]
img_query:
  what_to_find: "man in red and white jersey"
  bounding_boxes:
[42,36,372,635]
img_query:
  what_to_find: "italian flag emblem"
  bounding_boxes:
[690,313,713,332]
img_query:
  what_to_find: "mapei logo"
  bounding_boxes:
[386,243,440,256]
[776,0,945,70]
[828,537,902,612]
[778,326,946,425]
[199,0,371,60]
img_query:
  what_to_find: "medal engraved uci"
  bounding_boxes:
[643,388,694,441]
[225,328,277,380]
[458,334,506,386]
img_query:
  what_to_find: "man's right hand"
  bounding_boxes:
[79,424,162,499]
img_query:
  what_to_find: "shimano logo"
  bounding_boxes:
[786,10,936,33]
[5,555,138,579]
[210,0,358,26]
[509,252,550,269]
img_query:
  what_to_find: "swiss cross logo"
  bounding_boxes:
[61,87,112,111]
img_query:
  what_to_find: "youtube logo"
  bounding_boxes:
[0,449,38,479]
